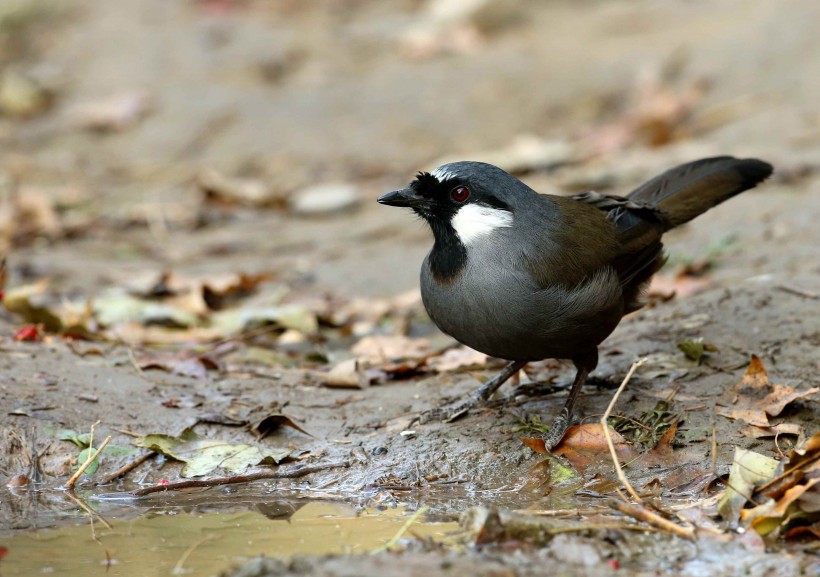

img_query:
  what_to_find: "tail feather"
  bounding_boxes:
[627,157,773,230]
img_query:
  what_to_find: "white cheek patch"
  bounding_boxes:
[451,204,513,245]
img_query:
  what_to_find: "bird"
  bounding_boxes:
[377,156,773,449]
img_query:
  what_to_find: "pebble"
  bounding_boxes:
[291,183,360,215]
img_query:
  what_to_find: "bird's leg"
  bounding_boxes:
[543,350,598,450]
[420,360,528,423]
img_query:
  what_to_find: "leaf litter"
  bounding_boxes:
[717,355,819,428]
[133,428,294,478]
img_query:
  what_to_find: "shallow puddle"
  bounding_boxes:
[0,493,460,576]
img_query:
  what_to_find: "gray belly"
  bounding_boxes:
[420,257,624,361]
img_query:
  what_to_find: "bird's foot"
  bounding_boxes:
[417,360,529,425]
[542,409,572,450]
[418,394,482,424]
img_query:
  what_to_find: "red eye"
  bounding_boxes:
[451,186,470,202]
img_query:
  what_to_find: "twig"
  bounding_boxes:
[64,435,112,490]
[371,506,429,554]
[776,284,819,300]
[710,417,717,476]
[64,491,114,530]
[512,507,609,517]
[609,499,694,540]
[172,535,216,575]
[128,348,147,378]
[600,359,645,502]
[754,451,820,497]
[130,460,350,497]
[99,451,157,485]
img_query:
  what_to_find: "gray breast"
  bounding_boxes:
[420,241,624,361]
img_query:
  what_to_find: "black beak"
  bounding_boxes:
[377,187,423,208]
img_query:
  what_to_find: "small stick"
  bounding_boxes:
[371,506,429,554]
[128,348,147,378]
[600,359,645,503]
[64,435,112,490]
[130,460,349,497]
[99,452,157,485]
[710,417,718,476]
[776,284,819,300]
[64,490,114,530]
[172,535,216,575]
[609,499,694,540]
[512,507,609,517]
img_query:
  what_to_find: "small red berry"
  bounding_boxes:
[14,325,41,342]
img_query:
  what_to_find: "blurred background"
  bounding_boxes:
[1,0,818,301]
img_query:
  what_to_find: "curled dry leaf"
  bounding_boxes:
[718,447,779,523]
[323,358,369,389]
[202,272,274,310]
[427,346,487,373]
[197,169,284,208]
[251,414,313,440]
[351,335,432,365]
[717,355,820,427]
[136,350,222,380]
[730,433,820,538]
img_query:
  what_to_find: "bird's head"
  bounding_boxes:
[378,161,521,246]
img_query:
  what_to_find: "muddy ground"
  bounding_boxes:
[1,1,819,576]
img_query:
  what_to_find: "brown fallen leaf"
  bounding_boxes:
[427,346,488,372]
[137,351,222,380]
[251,414,313,440]
[197,169,285,208]
[524,423,639,472]
[741,423,805,443]
[322,359,370,389]
[351,335,431,364]
[717,355,820,427]
[202,272,274,310]
[647,418,679,458]
[646,271,713,301]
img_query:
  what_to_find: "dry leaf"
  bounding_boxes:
[717,355,820,427]
[427,346,487,372]
[547,423,639,471]
[251,414,313,440]
[323,359,369,389]
[197,169,284,208]
[137,351,221,380]
[351,335,431,364]
[718,447,779,523]
[647,272,712,301]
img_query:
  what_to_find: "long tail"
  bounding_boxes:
[627,156,773,231]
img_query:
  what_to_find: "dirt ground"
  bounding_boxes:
[1,1,819,576]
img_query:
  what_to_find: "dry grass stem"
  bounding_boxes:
[64,435,112,489]
[600,358,645,502]
[99,451,157,485]
[609,499,695,540]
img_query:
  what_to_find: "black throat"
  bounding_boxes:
[427,218,467,283]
